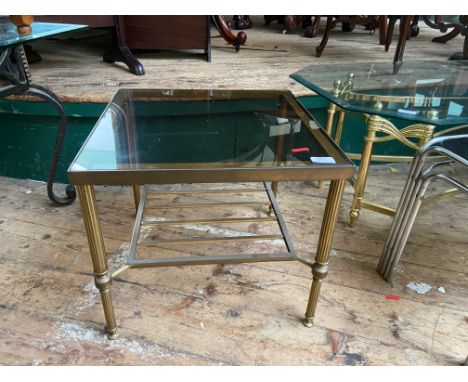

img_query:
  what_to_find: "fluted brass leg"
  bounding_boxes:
[303,179,345,327]
[77,185,119,340]
[318,102,338,190]
[349,116,377,227]
[334,110,346,145]
[132,185,141,212]
[267,181,279,214]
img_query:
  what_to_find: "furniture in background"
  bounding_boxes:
[314,16,383,57]
[35,15,245,74]
[68,88,354,339]
[422,15,468,59]
[263,16,310,33]
[262,16,322,37]
[378,130,468,281]
[385,16,467,73]
[212,16,247,52]
[35,16,212,75]
[9,15,34,34]
[0,17,87,205]
[290,60,468,226]
[232,16,253,30]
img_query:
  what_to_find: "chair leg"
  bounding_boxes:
[385,16,398,51]
[410,16,420,37]
[378,16,388,45]
[393,16,412,74]
[304,16,321,38]
[316,16,334,57]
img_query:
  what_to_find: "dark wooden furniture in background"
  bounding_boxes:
[9,15,34,34]
[315,16,382,57]
[36,16,211,75]
[263,16,310,33]
[34,15,146,74]
[212,16,247,52]
[304,17,322,38]
[386,16,467,73]
[232,16,252,30]
[124,16,210,60]
[35,15,247,74]
[423,15,468,60]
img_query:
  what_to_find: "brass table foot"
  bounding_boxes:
[302,318,314,328]
[349,209,360,227]
[105,328,120,340]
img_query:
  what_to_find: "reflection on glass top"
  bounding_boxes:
[291,61,468,126]
[69,89,351,173]
[0,20,87,47]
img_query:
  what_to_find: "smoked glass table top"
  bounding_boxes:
[290,60,468,127]
[68,89,354,185]
[0,20,87,47]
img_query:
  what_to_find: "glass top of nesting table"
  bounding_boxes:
[0,20,87,47]
[68,89,354,185]
[290,60,468,127]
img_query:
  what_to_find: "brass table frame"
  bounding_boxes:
[322,76,467,227]
[70,89,354,339]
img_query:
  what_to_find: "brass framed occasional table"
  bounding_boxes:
[68,89,354,339]
[291,60,468,226]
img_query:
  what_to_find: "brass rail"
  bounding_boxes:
[145,201,268,210]
[141,216,277,226]
[139,234,285,246]
[147,188,266,195]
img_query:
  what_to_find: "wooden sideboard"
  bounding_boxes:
[33,16,211,75]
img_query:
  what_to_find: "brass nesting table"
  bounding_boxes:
[68,89,354,339]
[291,60,468,227]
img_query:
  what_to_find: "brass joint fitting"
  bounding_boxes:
[94,272,112,292]
[312,262,329,280]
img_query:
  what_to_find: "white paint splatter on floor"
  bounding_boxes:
[54,321,189,361]
[407,282,432,295]
[144,216,285,247]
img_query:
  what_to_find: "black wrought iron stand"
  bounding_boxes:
[0,44,76,205]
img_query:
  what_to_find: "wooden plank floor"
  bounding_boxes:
[1,17,467,365]
[22,16,465,103]
[0,164,467,365]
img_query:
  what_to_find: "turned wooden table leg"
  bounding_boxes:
[9,15,34,35]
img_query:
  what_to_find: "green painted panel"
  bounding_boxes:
[0,96,460,183]
[0,100,104,183]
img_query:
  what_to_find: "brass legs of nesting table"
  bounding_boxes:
[348,115,435,226]
[77,180,346,339]
[324,104,436,227]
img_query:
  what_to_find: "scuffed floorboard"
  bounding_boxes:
[0,164,466,365]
